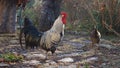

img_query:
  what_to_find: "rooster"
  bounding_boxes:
[39,12,67,59]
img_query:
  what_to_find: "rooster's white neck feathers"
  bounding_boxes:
[50,15,64,33]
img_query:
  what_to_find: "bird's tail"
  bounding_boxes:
[19,28,24,49]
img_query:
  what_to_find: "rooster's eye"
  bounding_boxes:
[62,15,64,17]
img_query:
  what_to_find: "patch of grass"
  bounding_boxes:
[0,53,23,62]
[84,62,89,68]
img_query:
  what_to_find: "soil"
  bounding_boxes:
[0,31,119,68]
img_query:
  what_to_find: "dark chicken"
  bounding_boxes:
[90,27,101,53]
[19,17,42,49]
[90,27,101,45]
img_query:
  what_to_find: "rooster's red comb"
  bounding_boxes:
[61,11,67,24]
[61,12,67,16]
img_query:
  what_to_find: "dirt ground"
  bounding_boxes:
[0,31,120,68]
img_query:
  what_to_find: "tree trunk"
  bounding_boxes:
[39,0,62,32]
[0,0,17,33]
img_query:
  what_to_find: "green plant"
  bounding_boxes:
[84,63,89,68]
[0,53,23,62]
[92,0,120,35]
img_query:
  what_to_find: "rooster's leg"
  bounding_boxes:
[51,53,56,59]
[45,52,48,60]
